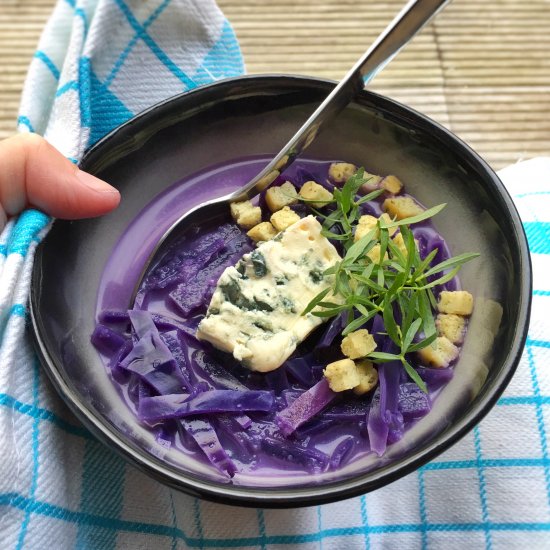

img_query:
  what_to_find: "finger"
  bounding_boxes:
[0,134,120,220]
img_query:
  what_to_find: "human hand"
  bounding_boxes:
[0,134,120,230]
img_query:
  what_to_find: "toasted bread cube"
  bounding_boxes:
[353,360,379,395]
[353,225,376,242]
[328,162,357,183]
[247,222,278,243]
[230,200,262,229]
[354,215,377,242]
[299,181,333,208]
[438,290,474,316]
[341,329,377,360]
[377,213,398,236]
[381,175,403,195]
[265,181,299,212]
[391,232,418,259]
[392,232,408,257]
[366,244,388,264]
[436,313,466,344]
[360,171,384,193]
[354,213,396,242]
[418,336,459,368]
[270,206,300,231]
[383,196,424,220]
[324,359,360,392]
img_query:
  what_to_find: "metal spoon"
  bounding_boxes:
[133,0,452,301]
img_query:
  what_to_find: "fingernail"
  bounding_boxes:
[75,169,119,194]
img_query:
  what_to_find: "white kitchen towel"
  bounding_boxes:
[1,0,549,548]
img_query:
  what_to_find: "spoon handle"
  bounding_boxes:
[230,0,452,202]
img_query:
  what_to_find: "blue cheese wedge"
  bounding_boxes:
[196,216,342,372]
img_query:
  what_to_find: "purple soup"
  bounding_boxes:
[92,157,466,481]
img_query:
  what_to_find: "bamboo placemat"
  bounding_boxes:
[1,0,549,170]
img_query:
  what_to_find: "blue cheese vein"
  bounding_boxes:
[196,216,342,372]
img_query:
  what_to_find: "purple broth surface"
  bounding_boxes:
[95,157,456,480]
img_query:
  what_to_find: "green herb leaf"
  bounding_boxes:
[342,311,376,336]
[412,248,439,281]
[355,188,385,205]
[407,331,437,352]
[368,352,402,362]
[414,266,461,290]
[344,230,377,263]
[380,203,447,228]
[402,359,428,393]
[321,230,350,241]
[350,273,385,294]
[400,292,417,339]
[417,289,436,338]
[311,308,348,318]
[379,226,389,262]
[382,296,400,346]
[422,252,480,279]
[301,287,331,316]
[339,170,361,214]
[402,317,422,353]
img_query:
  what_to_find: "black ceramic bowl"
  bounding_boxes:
[30,75,531,507]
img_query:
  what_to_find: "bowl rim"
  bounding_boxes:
[30,73,532,508]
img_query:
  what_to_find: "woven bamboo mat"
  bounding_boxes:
[1,0,549,170]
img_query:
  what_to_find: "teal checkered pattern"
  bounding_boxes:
[1,0,549,548]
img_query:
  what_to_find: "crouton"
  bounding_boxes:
[392,232,408,257]
[328,162,357,183]
[247,222,278,243]
[341,329,377,360]
[270,206,301,231]
[438,290,474,316]
[383,196,425,220]
[353,360,379,395]
[354,215,378,242]
[418,336,459,368]
[354,213,396,242]
[366,244,388,264]
[436,313,466,344]
[265,181,299,212]
[299,181,333,208]
[391,233,418,259]
[324,359,360,392]
[381,175,403,195]
[359,171,384,193]
[230,200,262,229]
[377,213,398,236]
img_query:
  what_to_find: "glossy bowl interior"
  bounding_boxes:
[30,75,531,507]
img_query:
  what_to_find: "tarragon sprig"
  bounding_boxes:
[301,169,479,392]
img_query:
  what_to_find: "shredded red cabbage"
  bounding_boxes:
[119,330,187,395]
[169,227,251,316]
[417,365,454,392]
[138,390,275,422]
[323,399,371,422]
[276,378,336,437]
[398,383,431,421]
[261,436,329,472]
[143,235,225,291]
[90,324,127,355]
[329,436,356,469]
[179,418,237,477]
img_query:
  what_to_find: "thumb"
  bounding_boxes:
[0,134,120,228]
